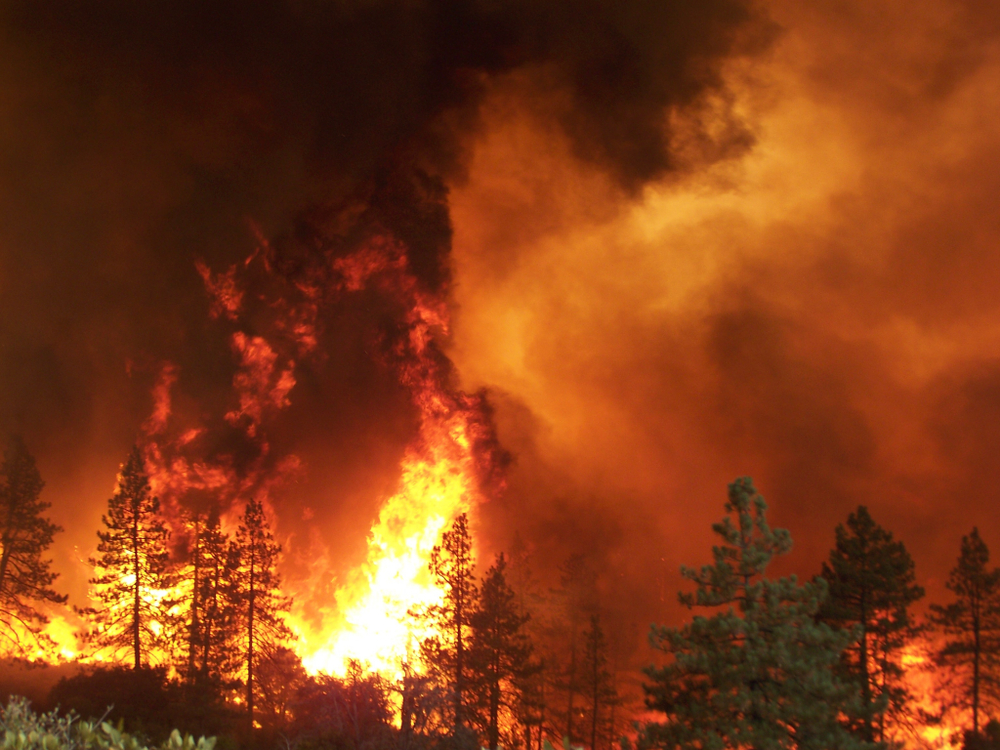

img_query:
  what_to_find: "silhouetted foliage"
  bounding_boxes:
[930,528,1000,737]
[289,665,395,750]
[636,478,871,750]
[550,554,598,747]
[965,720,1000,750]
[818,505,924,745]
[48,665,181,741]
[418,514,478,735]
[85,447,174,670]
[0,436,66,657]
[579,616,617,750]
[182,509,240,690]
[467,554,536,750]
[231,497,294,734]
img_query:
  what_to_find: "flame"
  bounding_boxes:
[56,231,502,684]
[297,405,480,677]
[898,640,963,750]
[290,238,503,678]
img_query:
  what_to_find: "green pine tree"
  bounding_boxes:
[0,435,66,656]
[929,528,1000,738]
[636,477,871,750]
[818,505,924,745]
[86,446,174,669]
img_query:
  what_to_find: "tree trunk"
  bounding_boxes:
[566,636,577,741]
[859,588,872,743]
[247,538,256,735]
[973,591,981,735]
[455,586,464,729]
[590,665,599,750]
[189,516,201,680]
[489,654,500,750]
[132,501,141,671]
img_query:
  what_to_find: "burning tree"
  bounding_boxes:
[818,505,924,744]
[929,527,1000,739]
[86,446,174,669]
[636,477,871,750]
[232,497,294,733]
[0,435,66,656]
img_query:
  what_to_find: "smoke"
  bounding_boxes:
[449,0,1000,662]
[0,0,773,635]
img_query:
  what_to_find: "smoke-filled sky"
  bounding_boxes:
[2,0,1000,664]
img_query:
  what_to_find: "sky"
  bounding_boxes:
[1,0,1000,665]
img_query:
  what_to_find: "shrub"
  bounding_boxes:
[0,696,215,750]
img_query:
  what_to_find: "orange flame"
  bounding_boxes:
[290,238,502,678]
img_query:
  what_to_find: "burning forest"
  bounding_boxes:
[5,0,1000,749]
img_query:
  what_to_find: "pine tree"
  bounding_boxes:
[468,553,536,750]
[233,497,293,733]
[553,554,597,745]
[580,615,617,750]
[0,435,66,656]
[87,446,174,669]
[637,477,871,750]
[929,528,1000,737]
[818,505,924,744]
[420,512,478,735]
[182,508,240,692]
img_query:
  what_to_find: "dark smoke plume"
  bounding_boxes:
[0,0,772,607]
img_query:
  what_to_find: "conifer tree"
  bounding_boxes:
[0,435,66,656]
[580,615,618,750]
[505,537,549,750]
[553,554,597,745]
[637,477,870,750]
[233,497,293,733]
[183,508,240,690]
[87,446,173,669]
[420,512,478,735]
[468,553,535,750]
[929,528,1000,737]
[818,505,924,744]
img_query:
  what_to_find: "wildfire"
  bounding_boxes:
[297,403,480,677]
[104,232,503,681]
[292,238,502,677]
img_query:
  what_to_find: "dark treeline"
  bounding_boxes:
[5,436,1000,750]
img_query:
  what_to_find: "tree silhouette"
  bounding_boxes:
[86,446,174,669]
[929,528,1000,737]
[232,497,293,734]
[0,435,66,656]
[818,505,924,744]
[179,507,241,701]
[637,478,870,750]
[553,553,597,745]
[580,615,618,750]
[468,553,536,750]
[420,512,478,736]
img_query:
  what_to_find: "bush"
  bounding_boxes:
[0,696,215,750]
